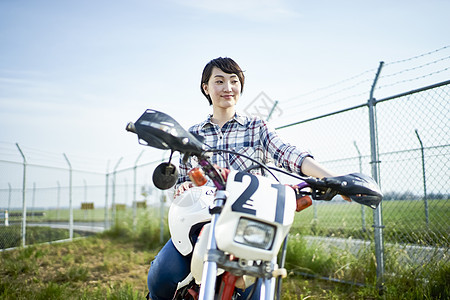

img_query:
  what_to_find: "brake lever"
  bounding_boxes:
[311,188,338,201]
[303,177,338,201]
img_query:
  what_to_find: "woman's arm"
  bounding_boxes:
[300,156,336,179]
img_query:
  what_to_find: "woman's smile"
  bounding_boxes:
[203,67,242,110]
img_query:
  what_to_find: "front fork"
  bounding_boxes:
[198,190,227,300]
[198,190,280,300]
[261,271,277,300]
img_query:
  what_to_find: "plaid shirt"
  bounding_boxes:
[177,113,312,185]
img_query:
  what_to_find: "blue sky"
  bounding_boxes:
[0,0,449,171]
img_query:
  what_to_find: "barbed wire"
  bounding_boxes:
[0,145,19,156]
[384,45,449,66]
[283,68,376,105]
[378,67,450,90]
[280,90,368,120]
[2,47,448,170]
[381,55,450,79]
[277,46,449,120]
[284,78,372,111]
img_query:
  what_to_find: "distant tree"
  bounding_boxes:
[382,191,448,201]
[426,192,448,200]
[382,191,420,201]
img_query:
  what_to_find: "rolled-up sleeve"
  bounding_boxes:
[259,120,312,176]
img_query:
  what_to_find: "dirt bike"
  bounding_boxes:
[126,109,382,300]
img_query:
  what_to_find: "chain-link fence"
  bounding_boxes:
[1,49,449,290]
[277,78,449,286]
[0,149,166,250]
[376,82,449,246]
[1,79,447,288]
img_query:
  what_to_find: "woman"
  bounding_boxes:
[147,57,345,299]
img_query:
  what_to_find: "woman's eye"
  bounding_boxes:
[215,80,223,84]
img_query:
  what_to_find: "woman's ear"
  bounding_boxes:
[202,83,209,95]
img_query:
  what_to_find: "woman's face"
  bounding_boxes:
[203,67,241,109]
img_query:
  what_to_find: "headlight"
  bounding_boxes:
[234,217,276,250]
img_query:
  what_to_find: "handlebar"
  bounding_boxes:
[126,122,137,133]
[126,109,382,209]
[301,173,382,209]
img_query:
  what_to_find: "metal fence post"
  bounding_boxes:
[415,129,429,226]
[63,153,73,240]
[8,183,12,212]
[16,143,27,247]
[368,61,385,293]
[159,152,169,243]
[105,168,110,230]
[266,100,279,121]
[83,179,87,220]
[112,157,123,227]
[354,141,367,232]
[57,181,61,220]
[133,150,144,231]
[32,182,36,218]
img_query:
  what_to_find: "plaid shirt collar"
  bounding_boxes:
[200,112,246,129]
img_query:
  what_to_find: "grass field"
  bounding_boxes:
[290,199,449,247]
[1,199,448,298]
[1,223,448,299]
[0,232,361,299]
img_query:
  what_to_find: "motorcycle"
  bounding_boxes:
[126,109,382,300]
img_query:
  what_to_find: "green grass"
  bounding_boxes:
[0,237,155,299]
[1,217,448,300]
[284,234,449,299]
[1,201,448,298]
[291,199,449,247]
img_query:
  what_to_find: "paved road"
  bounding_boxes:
[3,221,106,233]
[31,222,106,233]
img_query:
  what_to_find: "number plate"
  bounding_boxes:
[226,171,295,225]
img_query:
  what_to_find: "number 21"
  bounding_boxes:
[231,172,287,223]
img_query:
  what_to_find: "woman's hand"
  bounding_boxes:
[301,158,352,202]
[341,194,352,202]
[174,181,194,199]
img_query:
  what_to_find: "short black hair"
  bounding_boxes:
[200,57,245,105]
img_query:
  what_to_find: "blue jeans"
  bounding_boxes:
[147,238,261,300]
